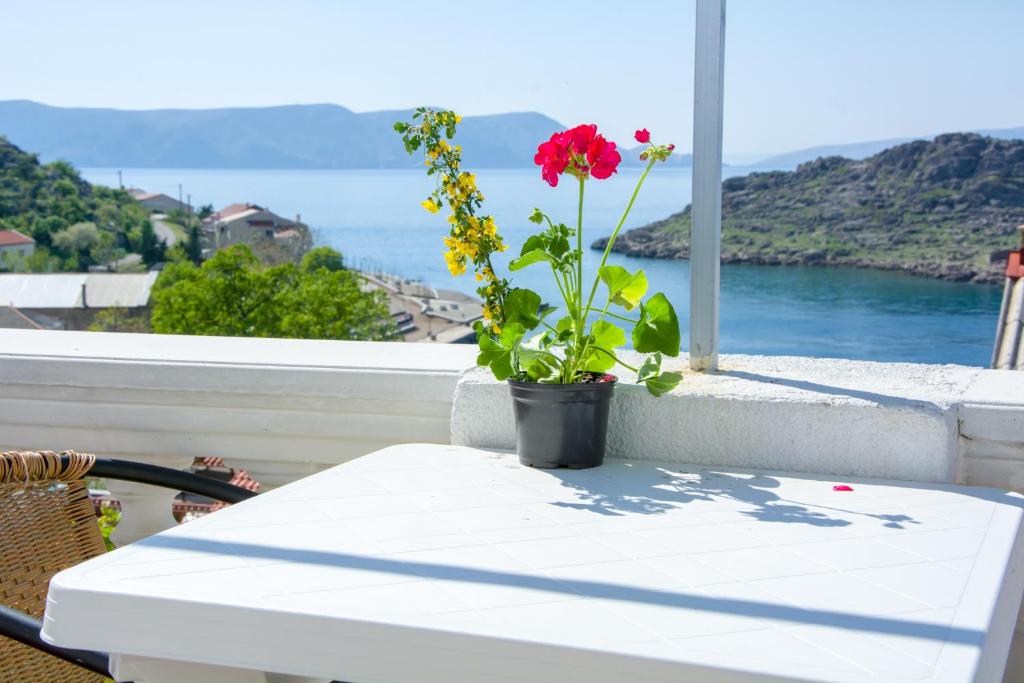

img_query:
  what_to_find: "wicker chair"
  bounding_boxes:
[0,450,258,681]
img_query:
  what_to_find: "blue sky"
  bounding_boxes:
[3,0,1021,157]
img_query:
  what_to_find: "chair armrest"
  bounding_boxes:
[73,456,259,504]
[0,603,114,678]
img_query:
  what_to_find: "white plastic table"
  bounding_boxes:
[43,444,1024,683]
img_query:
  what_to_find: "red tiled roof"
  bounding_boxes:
[228,469,260,493]
[211,203,257,221]
[0,230,34,246]
[1007,251,1024,279]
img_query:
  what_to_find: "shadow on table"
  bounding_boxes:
[142,533,986,645]
[546,463,920,530]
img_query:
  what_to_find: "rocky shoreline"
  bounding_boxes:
[593,133,1024,285]
[592,223,1012,284]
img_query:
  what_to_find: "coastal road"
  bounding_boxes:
[151,213,181,246]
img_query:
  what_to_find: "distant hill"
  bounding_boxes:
[593,133,1024,283]
[0,100,686,169]
[756,126,1024,169]
[0,137,152,271]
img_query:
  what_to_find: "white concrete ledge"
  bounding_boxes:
[0,330,477,464]
[453,352,1012,484]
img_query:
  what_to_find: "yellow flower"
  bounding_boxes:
[455,115,463,124]
[482,216,497,236]
[421,198,440,214]
[475,272,483,281]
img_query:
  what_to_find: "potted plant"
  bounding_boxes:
[396,109,682,468]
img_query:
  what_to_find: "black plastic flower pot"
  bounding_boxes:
[508,375,616,469]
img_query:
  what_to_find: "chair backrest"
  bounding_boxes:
[1,450,107,682]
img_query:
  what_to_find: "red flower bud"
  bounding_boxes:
[634,128,651,144]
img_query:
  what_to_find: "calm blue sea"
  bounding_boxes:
[82,167,1003,367]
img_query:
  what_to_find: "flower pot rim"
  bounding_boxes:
[507,374,617,388]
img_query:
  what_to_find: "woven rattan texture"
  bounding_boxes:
[1,451,106,682]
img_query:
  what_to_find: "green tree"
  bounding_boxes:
[151,245,398,341]
[89,307,153,333]
[139,220,166,265]
[300,246,345,272]
[52,221,101,270]
[185,225,202,265]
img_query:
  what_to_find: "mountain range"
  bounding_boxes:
[0,100,689,170]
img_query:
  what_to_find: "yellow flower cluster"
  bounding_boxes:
[404,108,509,331]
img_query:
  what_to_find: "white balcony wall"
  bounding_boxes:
[0,330,476,542]
[3,329,1024,680]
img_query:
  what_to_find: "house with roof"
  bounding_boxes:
[0,271,159,330]
[993,225,1024,370]
[130,190,188,214]
[202,203,308,248]
[0,229,35,260]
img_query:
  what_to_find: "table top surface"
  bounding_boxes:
[44,444,1024,683]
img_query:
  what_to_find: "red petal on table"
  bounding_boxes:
[833,485,854,492]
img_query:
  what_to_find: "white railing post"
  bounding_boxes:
[690,0,727,371]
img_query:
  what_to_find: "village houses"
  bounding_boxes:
[202,203,307,248]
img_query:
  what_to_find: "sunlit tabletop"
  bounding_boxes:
[43,444,1024,683]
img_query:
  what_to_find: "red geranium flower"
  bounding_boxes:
[534,133,570,187]
[534,124,621,186]
[587,135,621,180]
[634,128,651,144]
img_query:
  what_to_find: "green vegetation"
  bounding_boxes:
[149,245,399,341]
[596,133,1024,283]
[0,136,154,272]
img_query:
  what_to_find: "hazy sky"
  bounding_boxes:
[3,0,1022,156]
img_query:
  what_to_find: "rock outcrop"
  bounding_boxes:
[593,133,1024,283]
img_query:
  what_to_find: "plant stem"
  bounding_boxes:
[591,346,639,373]
[580,158,656,329]
[587,309,638,325]
[568,178,585,383]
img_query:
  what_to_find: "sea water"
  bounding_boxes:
[82,167,1002,366]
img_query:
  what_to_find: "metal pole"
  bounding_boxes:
[690,0,727,371]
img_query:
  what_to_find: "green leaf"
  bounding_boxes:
[591,320,626,349]
[548,233,571,260]
[476,323,525,381]
[582,321,626,373]
[509,249,550,271]
[635,353,682,396]
[645,371,682,396]
[632,293,680,356]
[519,346,558,381]
[599,265,648,310]
[503,288,543,330]
[528,208,544,224]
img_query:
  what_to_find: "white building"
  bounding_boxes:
[130,190,188,214]
[203,202,304,247]
[0,229,35,259]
